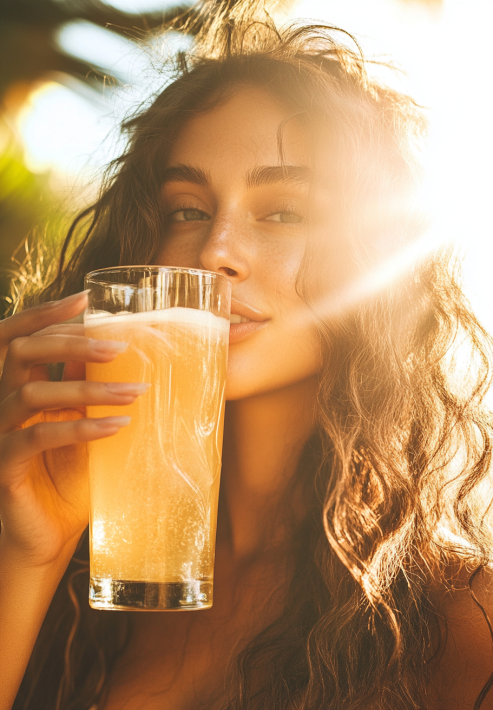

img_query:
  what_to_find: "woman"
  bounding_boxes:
[2,3,493,709]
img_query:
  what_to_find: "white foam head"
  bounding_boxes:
[85,306,230,333]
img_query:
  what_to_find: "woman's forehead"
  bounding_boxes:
[168,86,311,173]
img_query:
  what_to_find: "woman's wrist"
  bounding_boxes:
[0,525,83,574]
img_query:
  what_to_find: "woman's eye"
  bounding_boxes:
[265,212,303,224]
[170,208,210,222]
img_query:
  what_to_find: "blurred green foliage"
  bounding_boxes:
[0,127,52,316]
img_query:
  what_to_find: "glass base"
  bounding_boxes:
[89,577,213,611]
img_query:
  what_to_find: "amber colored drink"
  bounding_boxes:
[86,307,229,610]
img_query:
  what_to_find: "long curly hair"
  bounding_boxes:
[13,2,493,709]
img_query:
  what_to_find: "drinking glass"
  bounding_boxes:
[84,266,231,610]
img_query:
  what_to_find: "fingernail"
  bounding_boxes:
[105,383,150,395]
[91,339,129,354]
[95,416,131,428]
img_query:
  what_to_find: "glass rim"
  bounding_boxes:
[85,265,230,287]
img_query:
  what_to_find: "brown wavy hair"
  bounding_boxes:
[13,2,493,709]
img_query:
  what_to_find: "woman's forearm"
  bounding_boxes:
[0,541,75,710]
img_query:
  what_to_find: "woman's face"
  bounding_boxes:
[157,86,322,400]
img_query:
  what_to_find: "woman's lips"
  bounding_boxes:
[229,319,269,343]
[229,298,269,344]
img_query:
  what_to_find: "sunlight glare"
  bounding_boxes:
[17,81,117,178]
[294,0,493,329]
[292,226,444,332]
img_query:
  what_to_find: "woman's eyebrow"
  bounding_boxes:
[161,164,311,189]
[162,164,211,186]
[245,165,311,188]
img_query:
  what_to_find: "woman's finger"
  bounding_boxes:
[0,335,128,399]
[0,291,89,353]
[0,381,149,433]
[0,416,131,489]
[31,323,85,339]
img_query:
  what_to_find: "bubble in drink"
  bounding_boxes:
[86,307,229,608]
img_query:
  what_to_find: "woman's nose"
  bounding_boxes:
[199,215,250,282]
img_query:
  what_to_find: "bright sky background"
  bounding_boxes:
[15,0,493,326]
[100,0,183,10]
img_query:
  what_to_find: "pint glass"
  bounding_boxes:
[84,267,231,611]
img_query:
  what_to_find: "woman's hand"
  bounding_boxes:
[0,292,146,569]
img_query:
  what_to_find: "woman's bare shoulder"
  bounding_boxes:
[428,564,493,710]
